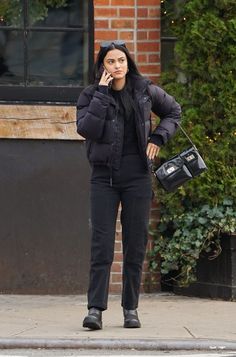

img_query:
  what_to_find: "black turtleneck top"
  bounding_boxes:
[99,85,140,158]
[110,87,139,156]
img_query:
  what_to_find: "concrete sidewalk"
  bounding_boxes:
[0,293,235,351]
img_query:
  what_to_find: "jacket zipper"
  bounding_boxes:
[109,106,119,186]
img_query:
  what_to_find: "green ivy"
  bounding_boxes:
[150,200,236,287]
[150,0,236,286]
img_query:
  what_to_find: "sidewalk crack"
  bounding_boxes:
[10,325,38,337]
[183,325,196,338]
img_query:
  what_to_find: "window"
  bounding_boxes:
[0,0,93,103]
[161,0,179,72]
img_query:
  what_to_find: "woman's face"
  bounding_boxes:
[103,49,128,80]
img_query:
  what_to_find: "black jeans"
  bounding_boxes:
[87,155,152,311]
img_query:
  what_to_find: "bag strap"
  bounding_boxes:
[149,122,198,174]
[176,122,197,149]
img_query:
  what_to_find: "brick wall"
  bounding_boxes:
[94,0,161,83]
[94,0,161,294]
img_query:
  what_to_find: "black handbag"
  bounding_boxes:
[153,123,207,192]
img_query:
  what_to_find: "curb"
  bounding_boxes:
[0,338,236,351]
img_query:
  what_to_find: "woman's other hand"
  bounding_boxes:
[146,143,160,160]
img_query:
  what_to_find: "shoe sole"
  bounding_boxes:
[83,318,102,330]
[124,321,141,328]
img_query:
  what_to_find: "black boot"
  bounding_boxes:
[83,307,102,330]
[123,309,141,328]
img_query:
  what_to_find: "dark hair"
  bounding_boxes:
[93,42,143,84]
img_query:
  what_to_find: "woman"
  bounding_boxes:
[76,40,181,330]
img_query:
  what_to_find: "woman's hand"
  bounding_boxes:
[146,143,160,160]
[99,68,113,87]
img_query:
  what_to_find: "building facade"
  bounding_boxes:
[0,0,161,294]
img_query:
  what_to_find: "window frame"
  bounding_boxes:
[0,0,94,105]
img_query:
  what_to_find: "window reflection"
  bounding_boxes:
[0,1,23,27]
[29,1,86,28]
[28,31,87,86]
[0,0,89,87]
[161,0,180,71]
[161,41,175,72]
[0,31,24,84]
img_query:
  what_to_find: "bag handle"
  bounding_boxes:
[176,122,197,150]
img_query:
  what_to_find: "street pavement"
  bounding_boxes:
[0,351,236,356]
[0,293,235,352]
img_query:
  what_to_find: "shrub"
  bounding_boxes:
[150,0,236,286]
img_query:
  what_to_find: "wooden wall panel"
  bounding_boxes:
[0,105,83,140]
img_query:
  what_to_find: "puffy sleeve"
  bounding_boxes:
[148,84,181,146]
[76,86,111,140]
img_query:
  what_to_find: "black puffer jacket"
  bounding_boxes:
[76,76,181,169]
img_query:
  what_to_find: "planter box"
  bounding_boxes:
[174,234,236,301]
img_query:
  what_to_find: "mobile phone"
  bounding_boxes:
[108,76,113,88]
[98,64,105,78]
[104,67,113,88]
[98,64,113,87]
